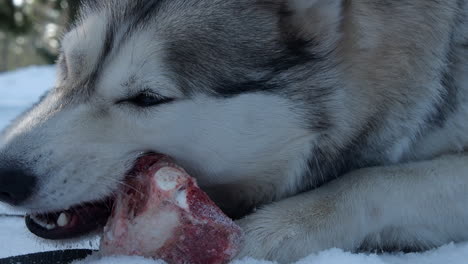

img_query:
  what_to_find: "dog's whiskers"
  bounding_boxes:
[100,175,145,196]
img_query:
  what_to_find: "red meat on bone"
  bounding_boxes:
[100,155,243,264]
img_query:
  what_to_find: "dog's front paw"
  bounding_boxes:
[234,206,319,263]
[233,193,366,263]
[235,211,289,262]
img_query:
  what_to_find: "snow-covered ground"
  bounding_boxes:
[1,66,468,263]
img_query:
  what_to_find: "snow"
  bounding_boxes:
[0,65,56,130]
[78,244,468,264]
[1,66,468,263]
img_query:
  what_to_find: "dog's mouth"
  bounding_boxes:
[25,154,162,240]
[25,199,113,240]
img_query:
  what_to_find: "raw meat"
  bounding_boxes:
[100,155,243,264]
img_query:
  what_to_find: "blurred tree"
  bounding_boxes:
[67,0,80,23]
[0,0,80,71]
[0,0,33,70]
[0,0,32,34]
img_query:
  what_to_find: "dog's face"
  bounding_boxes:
[0,0,344,238]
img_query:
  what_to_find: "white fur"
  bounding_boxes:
[61,14,107,82]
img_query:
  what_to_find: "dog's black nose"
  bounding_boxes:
[0,167,36,205]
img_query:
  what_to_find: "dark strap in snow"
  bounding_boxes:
[0,249,94,264]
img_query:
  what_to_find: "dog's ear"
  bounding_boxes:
[281,0,344,51]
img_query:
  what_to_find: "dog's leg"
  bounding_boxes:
[235,153,468,263]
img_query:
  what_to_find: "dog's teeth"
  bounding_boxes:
[31,215,48,228]
[57,212,69,227]
[45,223,57,230]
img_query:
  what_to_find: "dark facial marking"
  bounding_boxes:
[84,22,116,96]
[165,2,324,98]
[75,0,166,99]
[118,0,166,49]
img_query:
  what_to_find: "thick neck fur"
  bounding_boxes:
[301,0,467,189]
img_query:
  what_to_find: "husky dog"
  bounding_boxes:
[1,0,468,262]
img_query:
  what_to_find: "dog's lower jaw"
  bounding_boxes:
[25,198,113,240]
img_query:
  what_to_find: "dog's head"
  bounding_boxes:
[0,0,346,239]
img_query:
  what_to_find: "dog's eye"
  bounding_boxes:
[121,92,174,108]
